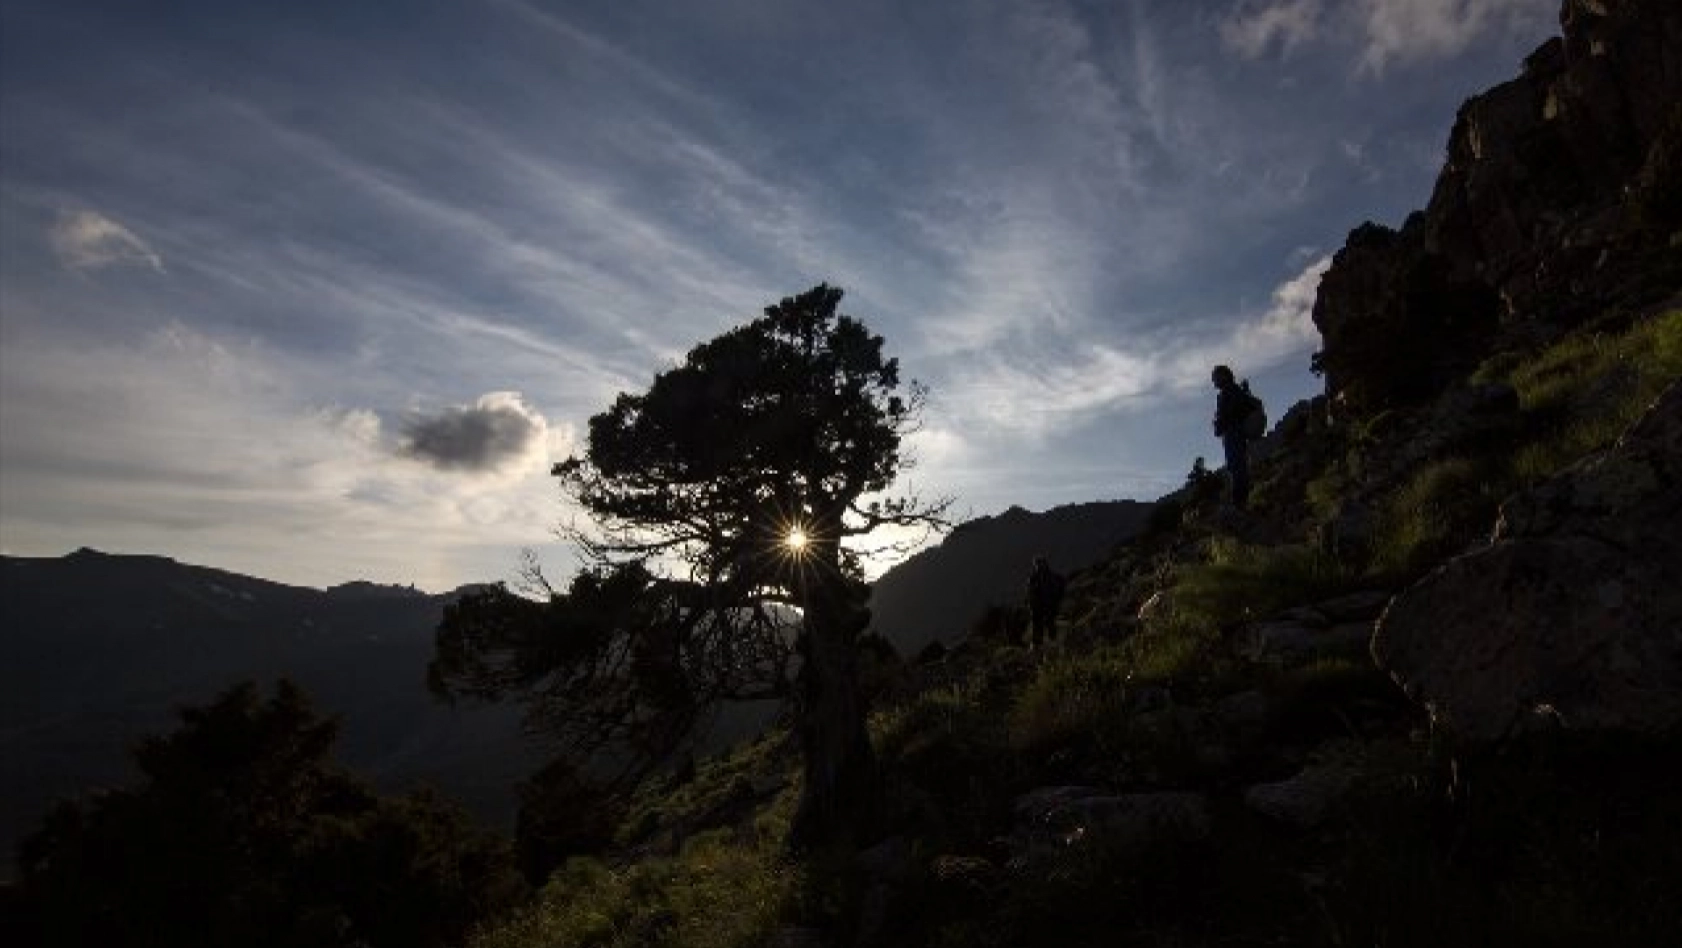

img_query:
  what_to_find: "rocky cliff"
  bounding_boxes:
[1313,0,1682,414]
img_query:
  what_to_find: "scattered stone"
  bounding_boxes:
[929,854,1000,898]
[1214,690,1273,738]
[1311,590,1395,624]
[1007,787,1211,868]
[1238,619,1372,665]
[1244,762,1361,827]
[1277,605,1330,627]
[1238,621,1314,664]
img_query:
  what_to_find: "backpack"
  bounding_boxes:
[1240,384,1267,439]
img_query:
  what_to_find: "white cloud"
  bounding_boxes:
[48,209,165,272]
[926,252,1331,437]
[1220,0,1325,59]
[0,322,567,589]
[1229,252,1332,357]
[1218,0,1555,72]
[1355,0,1555,74]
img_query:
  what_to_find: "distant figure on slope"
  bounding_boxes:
[1211,365,1266,512]
[1025,556,1066,651]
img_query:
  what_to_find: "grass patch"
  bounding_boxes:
[1368,455,1505,580]
[1170,539,1358,632]
[614,731,793,848]
[1008,647,1137,754]
[470,819,798,948]
[871,673,1023,847]
[1503,309,1682,484]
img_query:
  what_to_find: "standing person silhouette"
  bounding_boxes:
[1025,556,1066,651]
[1211,365,1256,512]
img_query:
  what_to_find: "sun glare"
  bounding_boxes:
[785,527,810,553]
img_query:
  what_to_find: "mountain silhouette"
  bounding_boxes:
[868,500,1154,655]
[0,548,539,871]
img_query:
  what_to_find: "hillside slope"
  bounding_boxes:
[867,500,1153,654]
[0,549,538,865]
[458,2,1682,945]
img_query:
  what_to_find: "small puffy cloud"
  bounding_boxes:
[49,209,165,272]
[400,392,550,473]
[1220,0,1324,59]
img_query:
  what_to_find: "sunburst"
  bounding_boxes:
[784,526,810,554]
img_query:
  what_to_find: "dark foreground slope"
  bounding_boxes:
[456,2,1682,945]
[0,549,538,865]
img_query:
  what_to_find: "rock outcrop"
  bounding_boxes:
[1373,382,1682,745]
[1313,0,1682,414]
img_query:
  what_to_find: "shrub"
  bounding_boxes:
[13,681,525,948]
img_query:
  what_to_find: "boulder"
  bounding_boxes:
[1214,690,1273,740]
[1311,590,1395,624]
[1244,761,1361,827]
[1373,382,1682,745]
[1238,619,1373,665]
[1006,787,1210,868]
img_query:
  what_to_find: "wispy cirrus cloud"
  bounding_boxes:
[927,251,1331,438]
[1219,0,1555,73]
[49,209,164,272]
[1220,0,1324,60]
[1354,0,1555,74]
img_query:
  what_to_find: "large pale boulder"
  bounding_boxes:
[1373,382,1682,745]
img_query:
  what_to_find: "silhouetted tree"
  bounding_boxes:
[431,285,948,852]
[12,680,524,948]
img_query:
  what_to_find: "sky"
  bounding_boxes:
[0,0,1561,591]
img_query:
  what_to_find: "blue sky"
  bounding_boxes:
[0,0,1559,590]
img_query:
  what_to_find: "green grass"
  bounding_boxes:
[1169,538,1358,632]
[472,807,799,948]
[614,731,791,848]
[1503,309,1682,484]
[1008,646,1138,753]
[1367,455,1505,580]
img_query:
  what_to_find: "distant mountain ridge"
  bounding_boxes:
[0,548,538,870]
[868,500,1155,654]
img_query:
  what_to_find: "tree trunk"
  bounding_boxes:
[788,577,879,853]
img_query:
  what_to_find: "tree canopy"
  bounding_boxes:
[430,284,947,851]
[13,680,524,948]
